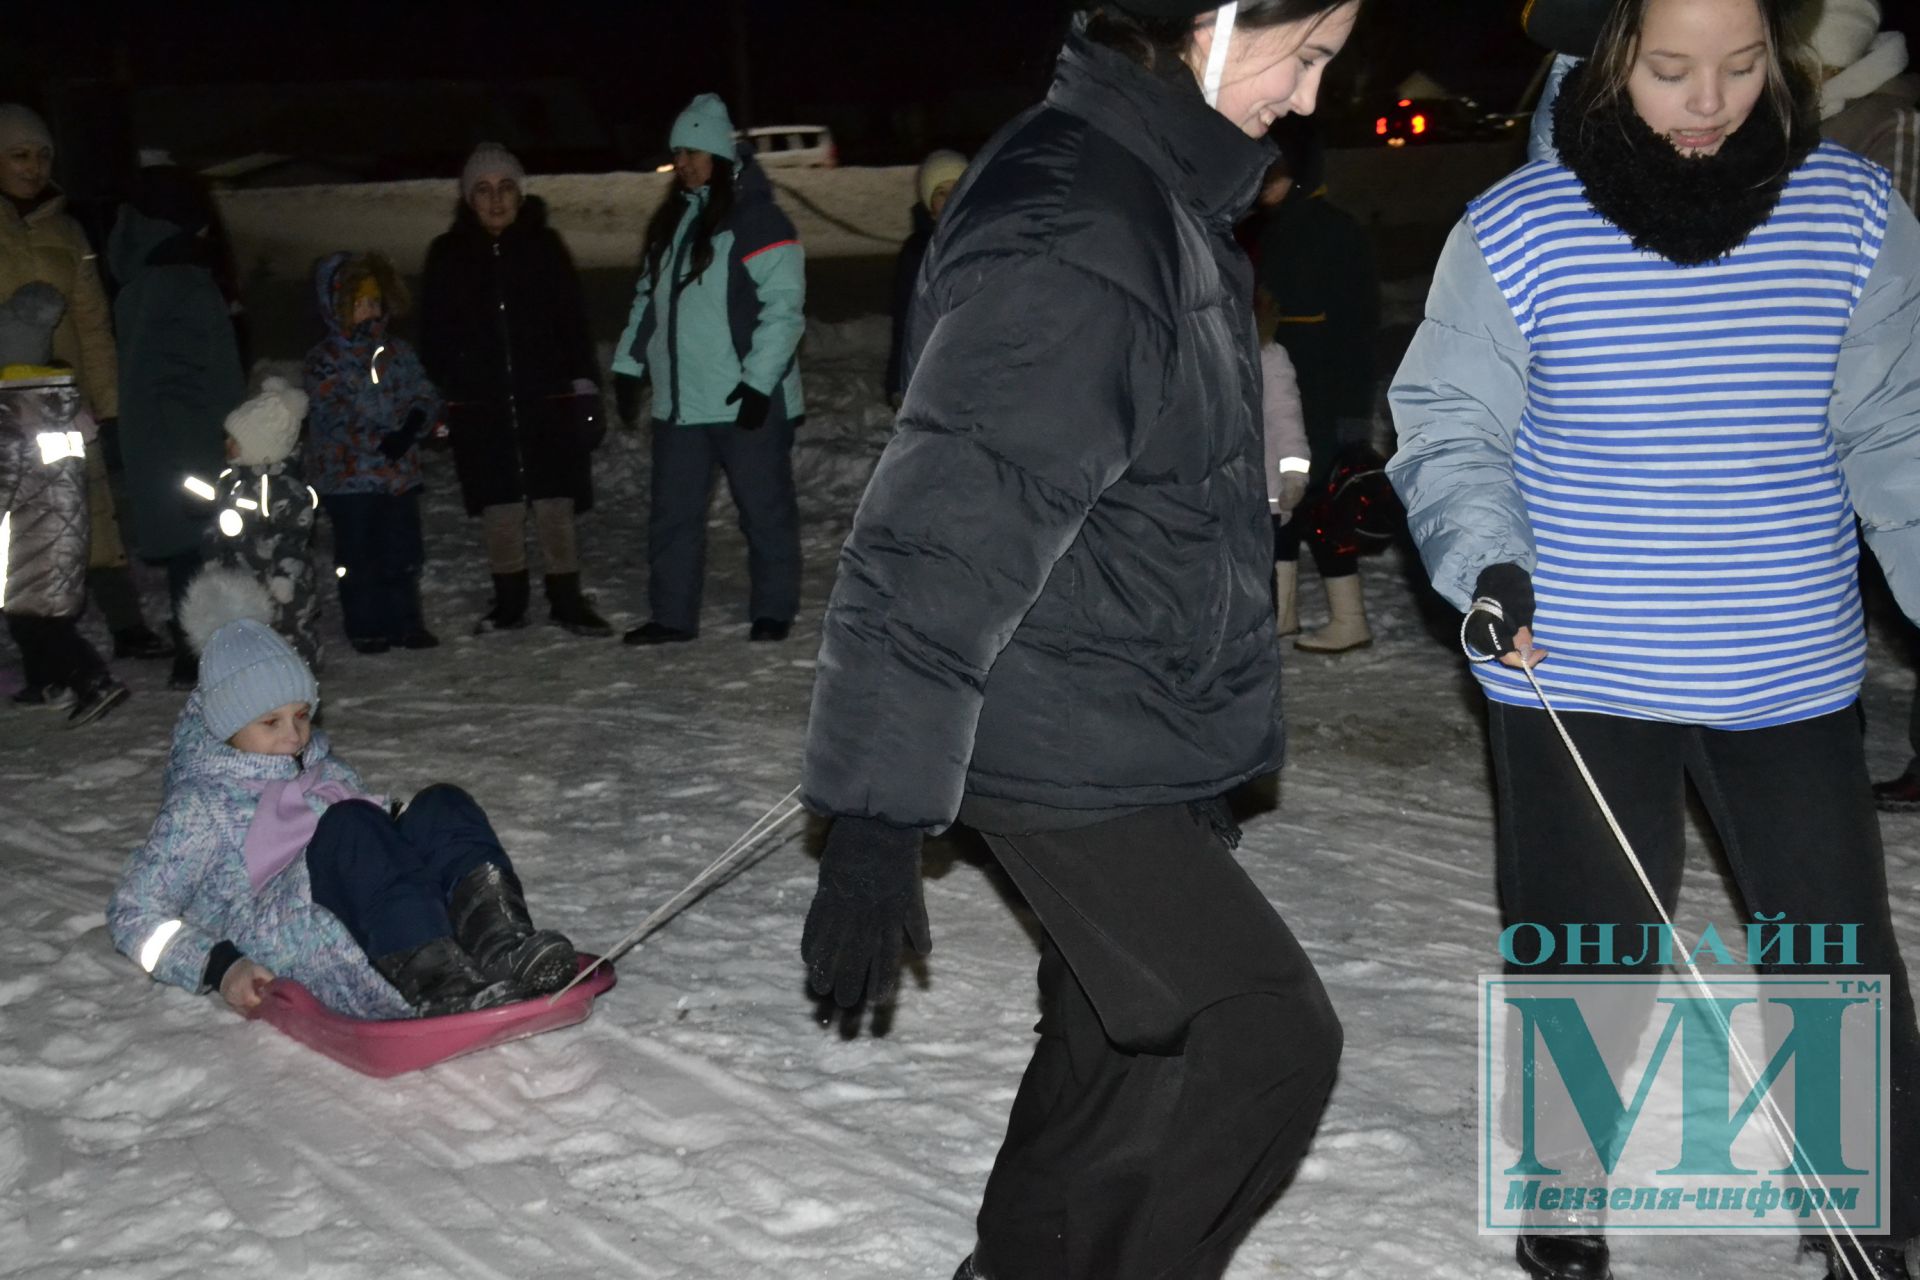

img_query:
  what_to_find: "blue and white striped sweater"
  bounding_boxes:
[1465,143,1892,727]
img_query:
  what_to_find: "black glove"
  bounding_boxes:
[1464,563,1535,658]
[378,408,428,462]
[96,416,123,471]
[726,381,771,431]
[801,816,930,1009]
[613,373,645,427]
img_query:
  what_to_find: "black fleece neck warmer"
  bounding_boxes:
[1551,61,1820,266]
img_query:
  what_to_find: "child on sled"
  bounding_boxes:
[107,618,575,1019]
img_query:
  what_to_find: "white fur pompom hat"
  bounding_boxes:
[223,376,309,466]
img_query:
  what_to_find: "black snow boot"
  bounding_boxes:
[952,1255,988,1280]
[373,935,525,1017]
[545,573,613,637]
[167,621,198,691]
[1516,1235,1611,1280]
[475,570,531,634]
[449,863,578,995]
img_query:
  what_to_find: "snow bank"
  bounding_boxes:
[216,167,919,280]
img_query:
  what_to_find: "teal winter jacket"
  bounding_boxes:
[612,153,805,425]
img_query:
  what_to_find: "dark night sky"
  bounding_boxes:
[4,1,1549,172]
[17,0,1908,175]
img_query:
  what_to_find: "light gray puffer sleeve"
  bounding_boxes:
[1386,219,1535,612]
[1831,194,1920,625]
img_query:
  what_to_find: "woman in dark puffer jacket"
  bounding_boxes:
[418,143,609,637]
[799,4,1360,1277]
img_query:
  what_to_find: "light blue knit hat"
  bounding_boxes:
[198,620,319,741]
[668,93,736,160]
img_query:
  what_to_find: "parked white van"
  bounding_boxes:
[740,125,838,168]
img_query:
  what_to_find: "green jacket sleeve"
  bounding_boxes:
[611,275,654,380]
[739,240,806,395]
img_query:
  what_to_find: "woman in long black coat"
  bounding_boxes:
[418,143,609,636]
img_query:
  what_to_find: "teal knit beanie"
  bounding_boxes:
[198,620,319,741]
[669,93,737,160]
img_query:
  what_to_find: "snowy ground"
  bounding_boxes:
[2,315,1917,1280]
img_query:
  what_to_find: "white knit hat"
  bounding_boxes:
[0,105,53,156]
[461,142,525,200]
[916,150,969,212]
[223,376,308,466]
[197,619,319,741]
[1808,0,1882,70]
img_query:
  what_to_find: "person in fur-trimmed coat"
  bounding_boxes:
[181,377,322,669]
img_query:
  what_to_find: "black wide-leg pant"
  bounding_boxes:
[972,802,1342,1280]
[1488,702,1920,1244]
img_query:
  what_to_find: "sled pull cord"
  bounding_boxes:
[1515,660,1870,1280]
[550,786,806,1002]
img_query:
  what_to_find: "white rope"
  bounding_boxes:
[548,786,806,1002]
[1201,2,1239,108]
[1505,636,1870,1278]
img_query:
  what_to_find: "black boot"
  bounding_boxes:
[1516,1235,1611,1280]
[112,623,174,660]
[373,935,525,1017]
[449,863,577,995]
[475,570,531,634]
[952,1256,987,1280]
[545,573,613,638]
[167,621,198,691]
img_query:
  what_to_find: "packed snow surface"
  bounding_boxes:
[2,316,1915,1279]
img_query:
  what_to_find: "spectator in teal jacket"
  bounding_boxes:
[613,92,807,646]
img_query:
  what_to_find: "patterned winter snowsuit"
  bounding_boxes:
[195,461,323,668]
[106,694,411,1020]
[0,370,91,618]
[302,254,440,500]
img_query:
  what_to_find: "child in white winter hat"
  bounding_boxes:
[106,614,581,1022]
[179,378,326,670]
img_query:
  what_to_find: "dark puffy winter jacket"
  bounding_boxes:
[802,31,1284,831]
[419,197,598,515]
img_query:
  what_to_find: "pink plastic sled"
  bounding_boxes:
[251,955,616,1078]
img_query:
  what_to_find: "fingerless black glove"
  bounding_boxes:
[801,816,929,1009]
[1464,562,1535,658]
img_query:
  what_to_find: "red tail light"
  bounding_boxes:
[1412,114,1427,135]
[1376,117,1387,135]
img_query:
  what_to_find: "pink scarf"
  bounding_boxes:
[242,772,382,891]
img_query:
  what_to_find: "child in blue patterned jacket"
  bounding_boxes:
[107,619,576,1019]
[303,252,443,654]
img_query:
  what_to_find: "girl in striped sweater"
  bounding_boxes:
[1390,0,1920,1277]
